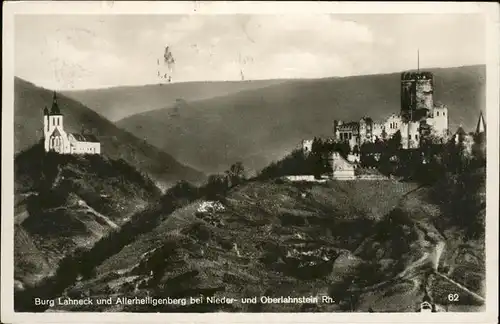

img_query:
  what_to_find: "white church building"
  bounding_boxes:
[43,92,101,155]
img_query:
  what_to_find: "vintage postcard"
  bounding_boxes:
[2,1,499,323]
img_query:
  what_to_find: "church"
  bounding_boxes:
[43,92,101,155]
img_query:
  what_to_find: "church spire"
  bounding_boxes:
[476,111,486,134]
[50,91,61,115]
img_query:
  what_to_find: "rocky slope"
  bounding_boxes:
[14,144,163,288]
[15,172,485,313]
[11,179,471,312]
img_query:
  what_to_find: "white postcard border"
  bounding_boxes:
[2,2,499,324]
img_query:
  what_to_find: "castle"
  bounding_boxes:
[43,92,101,155]
[332,70,449,150]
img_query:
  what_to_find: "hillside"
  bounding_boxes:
[15,177,485,313]
[14,144,163,288]
[63,80,288,122]
[14,77,205,188]
[116,65,486,175]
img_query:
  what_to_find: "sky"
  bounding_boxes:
[14,14,486,90]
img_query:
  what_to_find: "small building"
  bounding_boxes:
[419,293,435,313]
[347,153,360,164]
[301,139,314,154]
[420,301,433,313]
[329,152,356,180]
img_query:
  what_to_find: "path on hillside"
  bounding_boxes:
[351,187,445,295]
[352,216,484,307]
[351,251,432,294]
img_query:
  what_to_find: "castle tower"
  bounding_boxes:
[401,71,434,122]
[415,72,434,111]
[432,103,449,138]
[401,72,416,122]
[333,120,341,141]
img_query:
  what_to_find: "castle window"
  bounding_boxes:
[349,133,352,140]
[443,111,445,116]
[436,112,439,116]
[415,134,419,140]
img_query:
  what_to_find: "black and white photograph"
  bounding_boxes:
[2,2,499,323]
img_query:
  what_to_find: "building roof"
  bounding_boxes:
[476,112,486,134]
[338,122,359,130]
[51,128,62,137]
[50,91,62,115]
[71,133,99,143]
[401,71,433,81]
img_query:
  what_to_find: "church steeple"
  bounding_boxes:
[475,111,485,134]
[43,106,49,116]
[50,91,61,115]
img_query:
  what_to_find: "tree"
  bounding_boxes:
[258,149,312,179]
[387,131,402,154]
[204,174,229,200]
[226,162,246,187]
[310,137,331,179]
[360,142,377,168]
[381,128,387,141]
[471,132,486,167]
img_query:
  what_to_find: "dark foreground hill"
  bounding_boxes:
[116,65,485,175]
[14,144,162,288]
[14,77,205,188]
[16,176,485,312]
[63,80,288,122]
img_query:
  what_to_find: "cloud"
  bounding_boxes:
[16,32,125,89]
[14,14,485,90]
